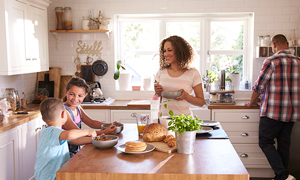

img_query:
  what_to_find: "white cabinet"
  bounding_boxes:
[110,110,150,123]
[0,127,20,180]
[20,116,46,180]
[0,0,50,75]
[81,109,110,130]
[212,109,274,177]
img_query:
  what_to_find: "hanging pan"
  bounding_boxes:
[91,58,108,76]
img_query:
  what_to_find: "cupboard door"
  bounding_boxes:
[0,128,19,180]
[5,0,29,74]
[28,5,49,72]
[110,110,150,124]
[21,118,40,180]
[81,109,110,130]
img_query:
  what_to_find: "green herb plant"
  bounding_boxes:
[163,100,203,136]
[113,60,126,80]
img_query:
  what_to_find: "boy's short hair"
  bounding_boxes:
[40,98,65,123]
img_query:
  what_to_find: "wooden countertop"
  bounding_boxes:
[0,103,41,134]
[56,124,249,180]
[207,100,260,109]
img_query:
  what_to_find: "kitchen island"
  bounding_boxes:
[56,124,249,180]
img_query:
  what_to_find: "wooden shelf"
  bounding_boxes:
[50,30,112,50]
[50,30,109,33]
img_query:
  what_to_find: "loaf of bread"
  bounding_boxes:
[167,138,176,147]
[125,141,147,152]
[143,123,167,142]
[163,135,175,143]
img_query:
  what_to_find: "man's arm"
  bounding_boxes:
[245,91,260,107]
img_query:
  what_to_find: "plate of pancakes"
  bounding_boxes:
[117,140,155,154]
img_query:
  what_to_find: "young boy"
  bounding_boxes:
[34,98,97,180]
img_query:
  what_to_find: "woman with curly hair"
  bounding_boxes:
[154,35,205,116]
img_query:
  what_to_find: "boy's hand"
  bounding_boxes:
[88,130,97,137]
[103,123,116,135]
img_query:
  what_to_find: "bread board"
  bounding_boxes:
[145,141,177,153]
[37,67,61,98]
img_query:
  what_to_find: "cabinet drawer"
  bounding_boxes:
[233,144,270,167]
[221,122,259,132]
[227,131,258,144]
[212,109,260,123]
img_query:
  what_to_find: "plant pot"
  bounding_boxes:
[228,73,241,91]
[175,131,197,154]
[118,73,131,91]
[143,78,152,90]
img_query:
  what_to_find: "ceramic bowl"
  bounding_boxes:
[101,123,124,134]
[92,135,119,149]
[161,91,182,99]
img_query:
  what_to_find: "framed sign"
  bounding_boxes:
[80,65,94,84]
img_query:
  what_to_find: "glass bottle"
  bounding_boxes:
[64,7,72,30]
[15,90,21,110]
[4,88,17,111]
[82,16,90,30]
[55,7,64,30]
[21,92,27,109]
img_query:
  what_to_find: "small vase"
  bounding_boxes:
[228,73,241,91]
[175,131,197,154]
[118,72,131,90]
[142,78,152,90]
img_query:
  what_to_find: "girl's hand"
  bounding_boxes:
[154,82,163,96]
[102,123,116,135]
[112,121,121,124]
[176,89,188,101]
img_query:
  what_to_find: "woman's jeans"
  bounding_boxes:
[259,117,294,180]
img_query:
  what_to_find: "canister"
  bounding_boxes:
[82,16,90,30]
[64,7,72,30]
[55,7,64,30]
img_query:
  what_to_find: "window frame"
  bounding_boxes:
[115,13,254,90]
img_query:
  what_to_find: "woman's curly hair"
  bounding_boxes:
[159,35,196,70]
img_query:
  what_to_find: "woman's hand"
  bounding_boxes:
[102,123,116,135]
[176,89,189,100]
[154,82,163,96]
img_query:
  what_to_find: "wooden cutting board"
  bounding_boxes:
[37,67,61,98]
[146,141,177,153]
[59,75,73,99]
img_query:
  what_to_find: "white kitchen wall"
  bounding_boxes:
[1,0,299,101]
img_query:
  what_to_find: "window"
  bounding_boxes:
[115,13,253,90]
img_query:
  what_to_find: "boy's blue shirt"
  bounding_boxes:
[34,126,70,180]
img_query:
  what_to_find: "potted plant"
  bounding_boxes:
[113,60,131,90]
[225,60,241,90]
[162,100,203,154]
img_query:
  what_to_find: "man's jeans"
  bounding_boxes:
[259,117,294,180]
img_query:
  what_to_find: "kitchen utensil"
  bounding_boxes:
[101,123,124,134]
[81,65,94,83]
[92,135,119,149]
[210,90,235,94]
[131,113,149,135]
[85,55,93,65]
[74,56,81,77]
[161,91,182,99]
[59,75,72,99]
[91,59,108,76]
[38,74,54,97]
[117,144,155,154]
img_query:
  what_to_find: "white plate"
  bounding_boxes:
[200,121,220,127]
[197,127,213,134]
[117,144,155,154]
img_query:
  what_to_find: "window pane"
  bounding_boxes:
[209,54,244,80]
[211,21,244,50]
[166,22,200,50]
[123,22,158,51]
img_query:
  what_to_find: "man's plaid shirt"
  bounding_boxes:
[253,50,300,122]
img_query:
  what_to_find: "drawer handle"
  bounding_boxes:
[35,127,42,131]
[241,132,249,136]
[240,153,248,158]
[26,58,31,61]
[241,115,249,119]
[42,124,48,128]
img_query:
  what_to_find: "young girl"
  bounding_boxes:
[63,77,117,157]
[154,35,205,116]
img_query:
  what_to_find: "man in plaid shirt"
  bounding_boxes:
[246,34,299,180]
